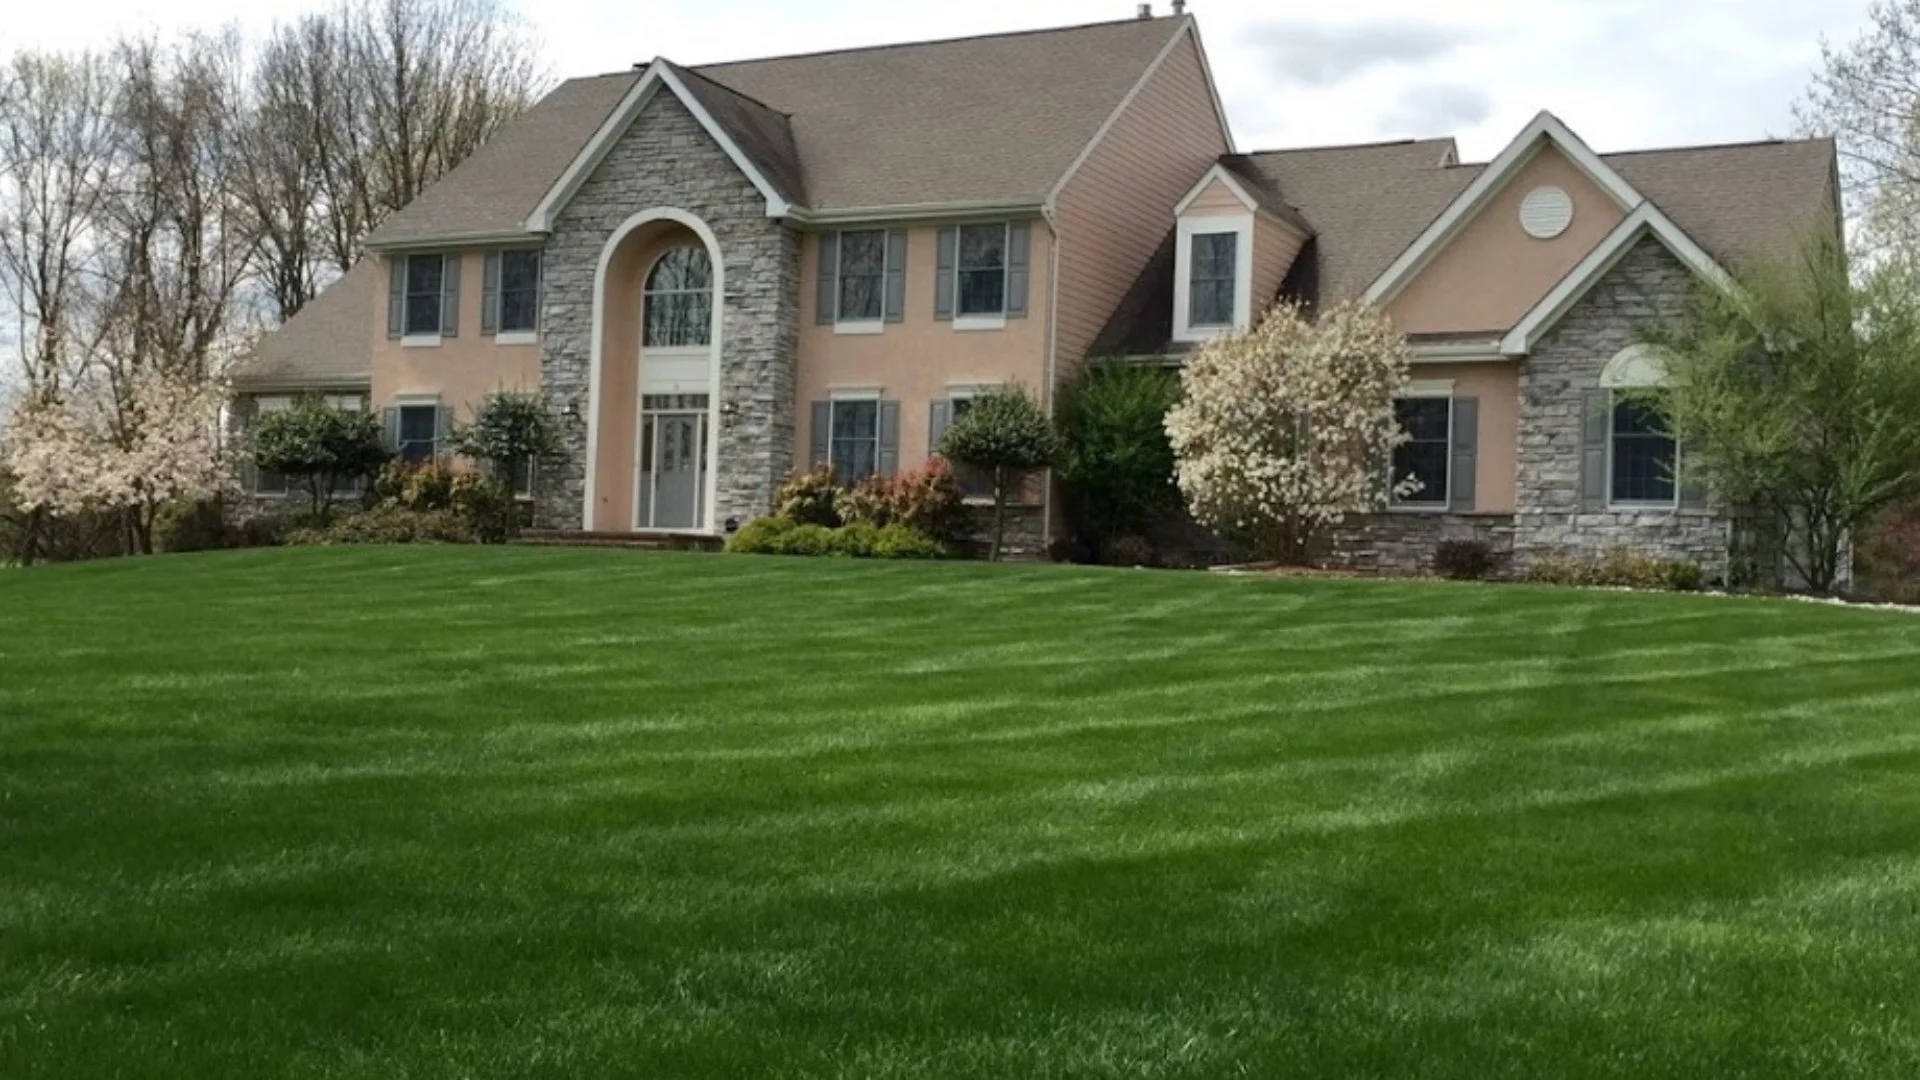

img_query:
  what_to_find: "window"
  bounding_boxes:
[510,458,536,499]
[326,396,365,496]
[837,231,886,323]
[253,396,293,495]
[1189,232,1238,327]
[957,223,1007,317]
[1610,395,1677,506]
[644,246,713,348]
[829,398,880,483]
[405,255,445,336]
[1392,398,1451,507]
[398,404,439,465]
[500,250,540,333]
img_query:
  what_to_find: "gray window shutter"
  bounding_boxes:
[387,258,405,339]
[241,458,260,493]
[1007,221,1031,318]
[884,229,908,323]
[816,235,838,325]
[1679,439,1708,510]
[934,227,958,321]
[878,401,901,476]
[440,254,460,337]
[382,407,401,452]
[1581,389,1611,511]
[481,252,500,336]
[434,405,454,457]
[809,401,830,468]
[929,400,952,456]
[1449,397,1478,513]
[533,250,544,332]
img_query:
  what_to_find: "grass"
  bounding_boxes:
[4,547,1920,1078]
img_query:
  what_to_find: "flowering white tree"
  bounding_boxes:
[1165,300,1416,563]
[2,363,233,556]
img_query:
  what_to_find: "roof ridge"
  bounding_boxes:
[1599,135,1833,158]
[688,14,1186,71]
[1242,137,1451,158]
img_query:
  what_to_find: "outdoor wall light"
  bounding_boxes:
[561,402,582,428]
[720,400,741,430]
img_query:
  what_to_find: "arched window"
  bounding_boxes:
[1601,346,1679,507]
[644,246,713,348]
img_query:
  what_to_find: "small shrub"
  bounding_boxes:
[1594,547,1671,590]
[835,475,896,528]
[727,515,797,554]
[776,466,843,527]
[451,473,518,544]
[230,514,289,549]
[1103,535,1154,567]
[285,506,470,546]
[780,523,837,557]
[1048,535,1095,565]
[891,459,970,545]
[154,501,231,553]
[831,521,883,558]
[375,460,459,512]
[1433,539,1497,581]
[871,523,947,560]
[1525,554,1595,587]
[1666,560,1706,592]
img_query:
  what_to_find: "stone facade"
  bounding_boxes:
[1513,237,1731,579]
[537,91,801,531]
[1324,512,1517,576]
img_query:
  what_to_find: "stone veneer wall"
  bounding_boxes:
[1324,513,1517,575]
[537,91,800,531]
[1513,237,1731,579]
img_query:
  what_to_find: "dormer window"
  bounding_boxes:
[1172,215,1252,343]
[1189,232,1238,327]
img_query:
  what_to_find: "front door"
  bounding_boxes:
[638,406,707,530]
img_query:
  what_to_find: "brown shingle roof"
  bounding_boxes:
[366,16,1191,248]
[1092,135,1839,357]
[368,73,638,248]
[232,260,379,389]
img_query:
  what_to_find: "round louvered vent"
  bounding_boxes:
[1519,186,1574,239]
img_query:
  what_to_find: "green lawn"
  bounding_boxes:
[4,549,1920,1078]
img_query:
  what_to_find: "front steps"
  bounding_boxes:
[514,529,726,553]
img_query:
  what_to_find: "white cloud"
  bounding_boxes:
[2,0,1879,159]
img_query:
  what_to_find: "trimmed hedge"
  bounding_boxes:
[728,516,949,560]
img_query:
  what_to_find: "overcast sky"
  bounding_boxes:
[2,0,1876,160]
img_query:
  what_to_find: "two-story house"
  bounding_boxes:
[236,11,1839,575]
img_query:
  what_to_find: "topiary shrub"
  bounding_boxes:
[871,523,948,560]
[831,521,883,558]
[727,516,797,554]
[940,385,1058,561]
[249,395,391,517]
[776,466,843,527]
[1433,539,1496,581]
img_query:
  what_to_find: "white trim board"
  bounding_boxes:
[1500,203,1732,357]
[1045,19,1207,214]
[1363,111,1647,308]
[528,63,793,234]
[1173,163,1261,218]
[1172,213,1255,344]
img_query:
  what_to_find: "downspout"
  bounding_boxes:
[1041,202,1064,552]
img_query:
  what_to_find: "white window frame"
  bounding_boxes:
[1388,381,1453,513]
[1173,214,1255,343]
[395,396,442,466]
[496,249,542,342]
[1606,390,1681,511]
[826,388,883,484]
[834,230,887,334]
[954,221,1010,330]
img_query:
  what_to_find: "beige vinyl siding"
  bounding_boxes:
[1052,31,1230,374]
[1251,215,1309,324]
[1185,177,1248,215]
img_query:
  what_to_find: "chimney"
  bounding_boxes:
[1136,3,1152,18]
[1172,0,1186,12]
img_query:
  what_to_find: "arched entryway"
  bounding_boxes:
[584,209,724,532]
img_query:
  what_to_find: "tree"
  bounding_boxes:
[1165,301,1414,564]
[1056,361,1182,558]
[1,363,232,555]
[939,386,1058,562]
[1649,233,1920,593]
[453,391,561,495]
[249,394,389,516]
[1801,1,1920,254]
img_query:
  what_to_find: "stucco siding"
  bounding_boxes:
[1052,31,1230,376]
[371,252,543,418]
[1389,146,1627,336]
[794,223,1052,475]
